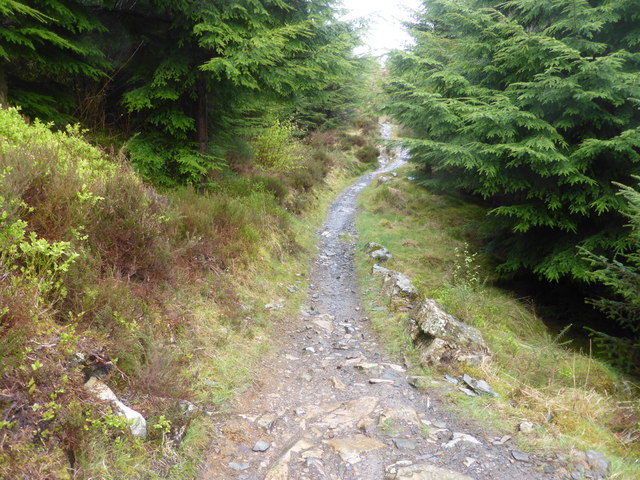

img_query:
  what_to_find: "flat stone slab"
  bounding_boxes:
[369,378,395,384]
[386,463,474,479]
[393,438,417,450]
[379,407,421,426]
[313,314,335,333]
[325,434,386,464]
[511,449,530,462]
[318,397,378,428]
[264,439,313,480]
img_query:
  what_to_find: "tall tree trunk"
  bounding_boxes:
[196,75,208,154]
[0,66,8,106]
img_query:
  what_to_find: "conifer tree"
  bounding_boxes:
[0,0,108,118]
[583,180,640,374]
[111,0,362,184]
[2,0,363,185]
[386,0,640,281]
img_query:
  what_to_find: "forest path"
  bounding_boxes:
[199,125,559,480]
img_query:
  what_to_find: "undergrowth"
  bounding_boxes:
[0,106,379,479]
[356,164,640,479]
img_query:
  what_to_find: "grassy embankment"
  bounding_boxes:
[0,106,380,479]
[356,163,640,479]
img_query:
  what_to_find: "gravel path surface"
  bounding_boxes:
[199,125,564,480]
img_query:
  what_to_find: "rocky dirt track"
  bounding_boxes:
[199,126,565,480]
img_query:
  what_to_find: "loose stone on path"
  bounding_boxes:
[511,449,530,462]
[252,440,271,452]
[325,434,386,464]
[386,463,475,480]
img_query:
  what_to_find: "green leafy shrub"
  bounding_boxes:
[127,133,217,187]
[0,108,111,174]
[252,119,303,171]
[0,107,168,476]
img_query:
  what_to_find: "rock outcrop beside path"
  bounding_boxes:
[409,299,490,369]
[371,260,490,371]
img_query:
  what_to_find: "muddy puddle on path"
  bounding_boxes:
[199,125,558,480]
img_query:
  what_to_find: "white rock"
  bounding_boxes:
[519,421,534,433]
[253,440,271,452]
[381,271,418,300]
[84,377,147,438]
[444,432,481,448]
[115,401,147,438]
[372,264,392,277]
[265,302,284,310]
[370,248,393,262]
[409,299,490,368]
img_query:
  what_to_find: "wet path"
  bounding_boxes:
[199,125,558,480]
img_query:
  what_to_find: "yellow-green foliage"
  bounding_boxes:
[356,166,640,479]
[251,119,303,171]
[0,107,114,178]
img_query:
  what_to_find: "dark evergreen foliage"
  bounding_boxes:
[583,180,640,373]
[385,0,640,282]
[0,0,108,119]
[2,0,364,184]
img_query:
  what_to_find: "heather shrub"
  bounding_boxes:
[355,144,380,163]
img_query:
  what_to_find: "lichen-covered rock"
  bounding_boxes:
[372,263,392,277]
[363,241,384,253]
[567,449,610,480]
[409,299,489,369]
[381,271,418,300]
[370,248,392,262]
[585,450,610,479]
